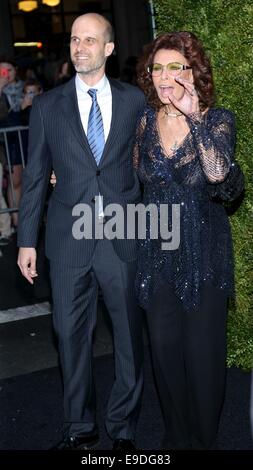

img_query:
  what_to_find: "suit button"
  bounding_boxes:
[96,170,100,176]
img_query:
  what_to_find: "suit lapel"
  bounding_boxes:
[59,78,97,168]
[59,77,127,168]
[98,78,126,167]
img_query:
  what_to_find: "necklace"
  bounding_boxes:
[163,107,183,117]
[170,141,179,151]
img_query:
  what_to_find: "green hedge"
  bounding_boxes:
[152,0,253,369]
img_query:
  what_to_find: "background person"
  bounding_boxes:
[0,58,24,228]
[0,79,12,245]
[20,79,43,165]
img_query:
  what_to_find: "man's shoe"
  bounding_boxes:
[112,439,136,452]
[50,433,99,450]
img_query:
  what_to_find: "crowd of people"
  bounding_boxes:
[0,55,75,244]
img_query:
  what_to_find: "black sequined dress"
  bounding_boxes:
[134,106,240,312]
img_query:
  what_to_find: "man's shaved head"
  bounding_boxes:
[72,13,114,43]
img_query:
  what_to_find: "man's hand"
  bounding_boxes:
[17,247,38,284]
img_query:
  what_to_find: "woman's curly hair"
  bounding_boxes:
[137,31,215,111]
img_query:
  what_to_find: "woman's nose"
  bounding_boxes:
[160,67,172,80]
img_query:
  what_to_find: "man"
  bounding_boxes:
[17,13,145,451]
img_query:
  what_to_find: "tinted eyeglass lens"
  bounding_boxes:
[150,62,183,76]
[151,64,163,75]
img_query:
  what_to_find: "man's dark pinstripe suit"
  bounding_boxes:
[17,76,146,441]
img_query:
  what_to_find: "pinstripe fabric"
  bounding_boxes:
[87,89,105,165]
[49,239,143,439]
[17,76,146,442]
[17,77,146,265]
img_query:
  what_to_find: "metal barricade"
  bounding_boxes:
[0,125,28,216]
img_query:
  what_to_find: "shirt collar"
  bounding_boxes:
[75,73,108,95]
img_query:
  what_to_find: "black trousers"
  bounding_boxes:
[49,239,143,440]
[146,283,227,450]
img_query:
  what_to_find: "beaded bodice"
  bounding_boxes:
[133,106,237,311]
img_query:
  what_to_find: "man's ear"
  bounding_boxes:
[105,42,115,58]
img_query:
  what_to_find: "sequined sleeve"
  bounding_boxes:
[207,159,244,202]
[133,111,147,170]
[186,108,236,183]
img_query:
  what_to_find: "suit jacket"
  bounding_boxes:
[17,77,146,265]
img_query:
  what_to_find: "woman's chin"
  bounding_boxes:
[158,95,171,105]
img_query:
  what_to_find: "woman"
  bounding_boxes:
[134,31,244,450]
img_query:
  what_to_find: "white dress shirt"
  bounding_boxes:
[75,73,112,142]
[75,73,112,217]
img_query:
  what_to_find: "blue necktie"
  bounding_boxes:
[87,89,104,165]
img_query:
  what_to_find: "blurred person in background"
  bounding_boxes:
[0,58,24,228]
[20,79,43,124]
[20,79,43,165]
[0,148,12,246]
[0,89,9,246]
